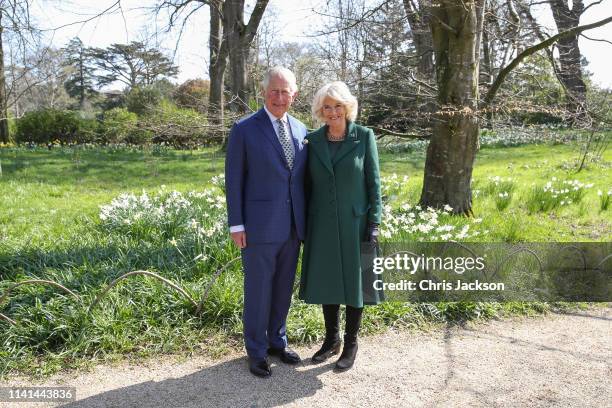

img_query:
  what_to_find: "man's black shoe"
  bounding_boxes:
[248,358,271,378]
[267,347,301,365]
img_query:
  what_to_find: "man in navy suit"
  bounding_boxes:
[225,67,308,378]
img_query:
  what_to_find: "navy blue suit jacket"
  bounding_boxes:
[225,108,308,243]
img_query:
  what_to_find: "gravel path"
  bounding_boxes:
[3,307,611,408]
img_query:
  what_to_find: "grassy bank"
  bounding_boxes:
[0,140,609,377]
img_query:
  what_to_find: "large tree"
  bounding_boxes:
[402,0,434,79]
[548,0,590,123]
[419,0,485,215]
[207,0,226,136]
[16,46,72,110]
[0,10,7,142]
[223,0,269,114]
[0,0,39,143]
[154,0,268,141]
[421,0,612,214]
[89,41,178,89]
[62,37,97,109]
[315,0,420,127]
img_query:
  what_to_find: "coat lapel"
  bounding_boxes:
[308,127,333,174]
[332,121,360,166]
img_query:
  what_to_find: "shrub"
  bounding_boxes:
[151,78,177,100]
[8,115,17,142]
[140,100,208,148]
[15,110,55,144]
[98,107,149,145]
[174,79,209,112]
[15,109,96,145]
[126,86,163,116]
[77,116,99,143]
[98,90,125,111]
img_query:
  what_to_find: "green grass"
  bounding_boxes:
[379,143,611,241]
[0,142,609,378]
[0,146,224,247]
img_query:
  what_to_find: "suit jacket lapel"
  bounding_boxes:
[254,108,285,161]
[308,127,333,174]
[288,115,306,169]
[332,121,360,166]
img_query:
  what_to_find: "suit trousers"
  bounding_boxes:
[241,226,300,360]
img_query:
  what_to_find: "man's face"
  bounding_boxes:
[264,75,296,118]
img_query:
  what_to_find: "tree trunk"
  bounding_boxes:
[225,0,249,114]
[207,0,268,146]
[550,0,587,123]
[403,0,434,79]
[481,9,494,86]
[419,0,484,215]
[224,0,268,115]
[0,15,9,144]
[78,54,86,109]
[207,0,227,143]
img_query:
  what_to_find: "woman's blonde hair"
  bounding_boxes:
[311,81,358,123]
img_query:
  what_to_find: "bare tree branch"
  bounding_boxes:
[41,1,122,32]
[580,33,612,45]
[484,14,612,106]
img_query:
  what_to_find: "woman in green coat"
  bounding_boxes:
[299,81,382,371]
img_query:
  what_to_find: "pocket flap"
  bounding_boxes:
[352,204,371,216]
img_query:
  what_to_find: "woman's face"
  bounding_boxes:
[322,97,346,127]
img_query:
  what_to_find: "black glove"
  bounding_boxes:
[366,222,379,245]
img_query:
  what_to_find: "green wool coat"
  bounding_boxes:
[299,121,383,308]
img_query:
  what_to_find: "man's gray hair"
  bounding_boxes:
[262,66,298,92]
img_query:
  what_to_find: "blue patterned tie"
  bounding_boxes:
[276,118,294,170]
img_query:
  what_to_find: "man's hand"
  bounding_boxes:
[231,231,247,249]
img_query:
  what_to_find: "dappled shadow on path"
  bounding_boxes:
[62,357,331,408]
[557,310,612,322]
[423,309,610,408]
[456,311,610,364]
[423,322,499,408]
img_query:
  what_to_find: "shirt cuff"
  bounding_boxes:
[229,225,245,233]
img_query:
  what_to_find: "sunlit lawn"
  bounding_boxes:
[0,141,609,377]
[1,142,609,247]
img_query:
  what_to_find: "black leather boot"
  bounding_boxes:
[335,305,363,371]
[312,304,341,363]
